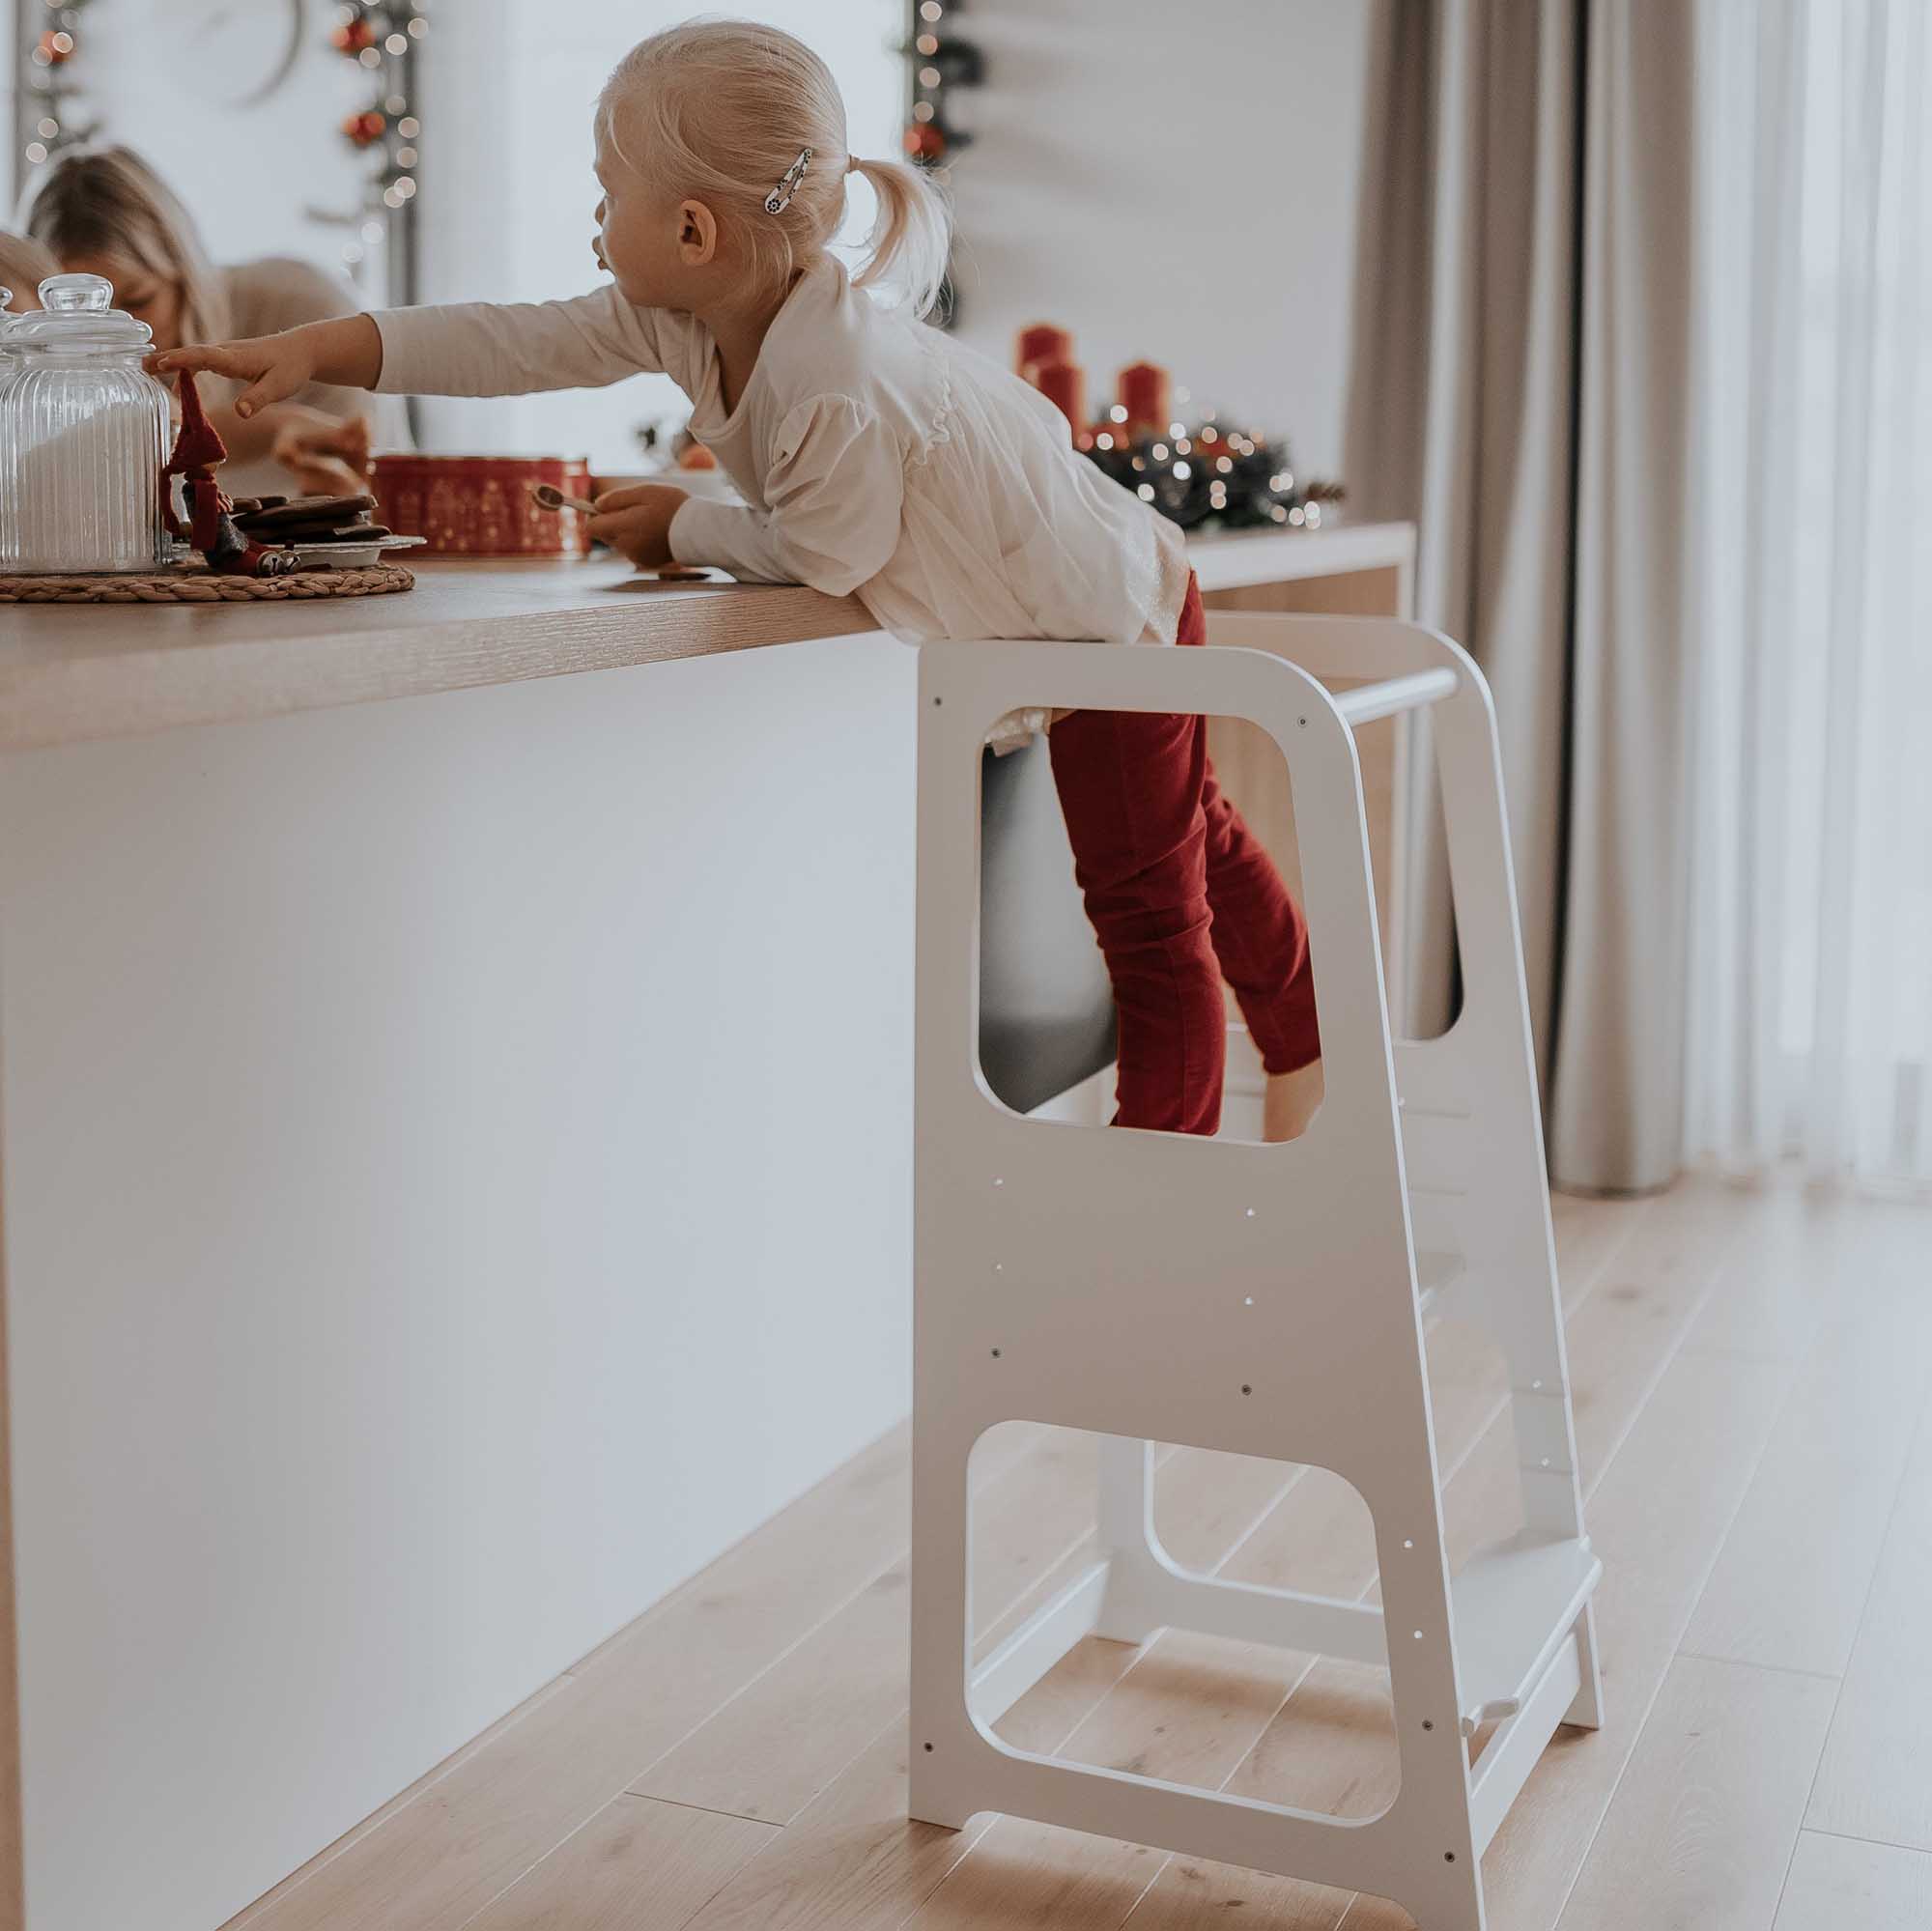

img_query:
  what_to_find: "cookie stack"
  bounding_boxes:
[227,493,393,555]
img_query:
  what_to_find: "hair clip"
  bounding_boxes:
[765,147,812,215]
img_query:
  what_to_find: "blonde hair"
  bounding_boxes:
[598,18,952,318]
[22,145,231,343]
[0,227,58,307]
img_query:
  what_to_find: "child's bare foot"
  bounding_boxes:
[1264,1061,1323,1142]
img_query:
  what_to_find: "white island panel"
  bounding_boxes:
[0,629,911,1931]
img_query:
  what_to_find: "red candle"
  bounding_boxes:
[1016,323,1073,378]
[1032,358,1087,432]
[1118,360,1173,434]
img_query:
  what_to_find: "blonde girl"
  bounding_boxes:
[154,18,1323,1141]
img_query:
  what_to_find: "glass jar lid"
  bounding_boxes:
[7,273,155,353]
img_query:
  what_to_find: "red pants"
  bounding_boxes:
[1048,574,1320,1134]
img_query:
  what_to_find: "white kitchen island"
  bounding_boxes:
[0,563,908,1931]
[0,526,1416,1930]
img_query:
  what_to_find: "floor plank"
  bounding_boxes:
[1682,1283,1931,1677]
[1774,1831,1932,1930]
[1470,1349,1792,1931]
[1553,1655,1836,1931]
[1558,1180,1757,1490]
[462,1795,774,1930]
[675,1726,988,1931]
[680,1629,1142,1929]
[631,1565,912,1825]
[906,1631,1314,1929]
[225,1424,914,1930]
[1805,1406,1932,1854]
[1548,1190,1643,1313]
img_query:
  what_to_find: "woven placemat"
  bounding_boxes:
[0,564,415,605]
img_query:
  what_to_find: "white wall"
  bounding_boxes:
[14,2,1367,479]
[418,0,904,469]
[0,636,914,1931]
[15,3,387,298]
[949,0,1371,477]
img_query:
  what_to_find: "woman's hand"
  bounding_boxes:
[148,332,318,418]
[586,482,689,570]
[269,408,372,496]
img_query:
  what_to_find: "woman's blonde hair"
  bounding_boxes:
[22,145,231,343]
[0,227,58,306]
[598,18,952,318]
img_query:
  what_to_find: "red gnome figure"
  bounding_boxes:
[160,370,283,576]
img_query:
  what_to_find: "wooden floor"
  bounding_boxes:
[228,1177,1932,1931]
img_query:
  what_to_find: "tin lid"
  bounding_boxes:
[7,272,155,353]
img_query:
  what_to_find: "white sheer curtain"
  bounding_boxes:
[1685,0,1932,1194]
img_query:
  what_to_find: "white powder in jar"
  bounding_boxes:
[3,392,170,574]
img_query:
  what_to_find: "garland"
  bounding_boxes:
[899,0,982,327]
[1012,324,1345,532]
[328,2,425,298]
[15,0,101,179]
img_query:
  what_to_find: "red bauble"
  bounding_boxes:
[342,109,386,148]
[37,28,74,66]
[331,16,377,54]
[902,121,946,163]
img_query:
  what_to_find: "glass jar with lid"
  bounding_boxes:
[0,272,176,574]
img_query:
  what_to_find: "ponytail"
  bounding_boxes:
[847,156,952,320]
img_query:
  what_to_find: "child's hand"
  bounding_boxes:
[587,482,688,570]
[147,333,319,418]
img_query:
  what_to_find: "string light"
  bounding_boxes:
[329,4,425,304]
[19,0,100,171]
[1083,404,1346,533]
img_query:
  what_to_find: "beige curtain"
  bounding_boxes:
[1345,0,1696,1193]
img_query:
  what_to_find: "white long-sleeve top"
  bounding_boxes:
[371,258,1190,742]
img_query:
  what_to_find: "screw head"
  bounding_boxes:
[1240,1383,1253,1396]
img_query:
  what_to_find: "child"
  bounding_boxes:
[151,19,1322,1141]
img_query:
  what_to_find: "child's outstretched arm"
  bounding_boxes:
[151,287,682,407]
[149,315,382,419]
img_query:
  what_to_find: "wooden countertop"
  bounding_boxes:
[0,525,1417,756]
[0,561,874,754]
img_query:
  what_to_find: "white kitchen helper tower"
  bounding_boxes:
[909,611,1603,1931]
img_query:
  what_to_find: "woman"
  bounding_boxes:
[24,146,410,496]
